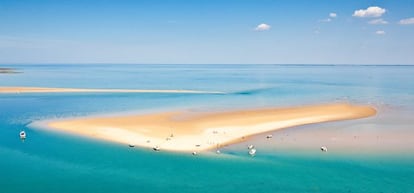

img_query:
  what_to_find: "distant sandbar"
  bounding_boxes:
[0,68,20,74]
[0,87,223,94]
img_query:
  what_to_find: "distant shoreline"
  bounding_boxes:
[43,103,377,152]
[0,68,20,74]
[0,87,224,94]
[1,64,413,66]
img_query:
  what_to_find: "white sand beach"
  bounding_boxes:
[45,103,377,152]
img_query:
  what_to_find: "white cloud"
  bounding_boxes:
[398,17,414,25]
[353,6,386,18]
[319,13,337,23]
[368,18,388,25]
[255,23,271,31]
[319,18,332,23]
[375,30,385,35]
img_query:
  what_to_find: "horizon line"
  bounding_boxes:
[1,63,414,66]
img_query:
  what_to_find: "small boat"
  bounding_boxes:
[248,148,256,156]
[153,146,160,151]
[128,143,135,147]
[216,150,221,154]
[266,134,273,139]
[320,146,328,152]
[192,151,197,155]
[248,144,254,149]
[19,131,26,140]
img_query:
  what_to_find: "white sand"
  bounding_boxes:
[46,103,377,152]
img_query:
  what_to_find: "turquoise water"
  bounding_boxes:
[1,64,414,193]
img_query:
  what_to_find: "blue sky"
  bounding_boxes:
[0,0,413,64]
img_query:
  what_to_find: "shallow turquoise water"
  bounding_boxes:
[1,64,414,193]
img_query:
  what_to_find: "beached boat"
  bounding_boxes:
[19,131,26,140]
[248,148,256,156]
[320,146,328,152]
[153,146,160,151]
[266,134,273,139]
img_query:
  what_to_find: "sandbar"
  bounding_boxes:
[0,68,19,74]
[0,87,223,94]
[44,103,376,152]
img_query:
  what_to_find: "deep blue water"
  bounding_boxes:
[1,64,414,193]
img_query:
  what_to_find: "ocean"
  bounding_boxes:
[1,64,413,193]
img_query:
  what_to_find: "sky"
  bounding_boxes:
[0,0,413,65]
